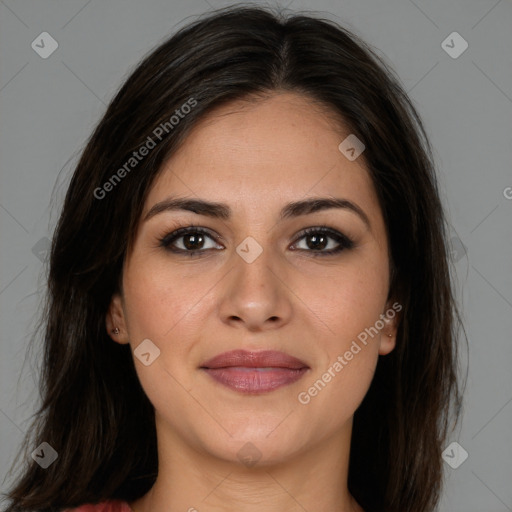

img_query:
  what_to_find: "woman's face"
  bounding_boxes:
[108,92,398,466]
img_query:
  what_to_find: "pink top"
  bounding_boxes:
[66,500,133,512]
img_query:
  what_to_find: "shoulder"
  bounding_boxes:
[64,500,133,512]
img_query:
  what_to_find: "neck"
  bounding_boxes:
[129,415,364,512]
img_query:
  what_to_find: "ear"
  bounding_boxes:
[378,300,401,356]
[106,292,130,345]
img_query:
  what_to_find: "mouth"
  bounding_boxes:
[200,349,310,394]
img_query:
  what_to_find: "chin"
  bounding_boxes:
[196,417,311,468]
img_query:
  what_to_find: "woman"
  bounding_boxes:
[3,5,463,512]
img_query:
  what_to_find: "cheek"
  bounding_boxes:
[122,257,215,340]
[297,349,378,435]
[295,267,385,421]
[292,253,387,403]
[120,263,205,420]
[293,253,389,341]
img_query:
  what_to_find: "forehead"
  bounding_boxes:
[144,92,380,224]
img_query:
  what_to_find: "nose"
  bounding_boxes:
[218,243,293,332]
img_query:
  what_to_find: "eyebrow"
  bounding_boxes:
[144,196,371,229]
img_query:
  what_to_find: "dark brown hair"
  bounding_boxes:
[3,5,464,512]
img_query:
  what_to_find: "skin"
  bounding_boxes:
[107,92,399,512]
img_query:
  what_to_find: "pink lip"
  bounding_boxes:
[200,350,309,394]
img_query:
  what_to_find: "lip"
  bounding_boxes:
[200,349,309,394]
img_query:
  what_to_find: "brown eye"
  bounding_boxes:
[182,233,205,250]
[291,227,355,256]
[304,233,329,250]
[159,227,223,254]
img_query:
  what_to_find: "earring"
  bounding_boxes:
[112,327,120,335]
[387,333,392,337]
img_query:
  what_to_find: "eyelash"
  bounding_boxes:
[157,224,355,257]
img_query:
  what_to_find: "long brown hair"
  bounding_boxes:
[3,5,464,512]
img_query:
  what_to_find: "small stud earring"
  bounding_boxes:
[387,333,393,337]
[112,327,120,335]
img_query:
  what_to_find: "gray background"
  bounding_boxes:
[1,0,511,510]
